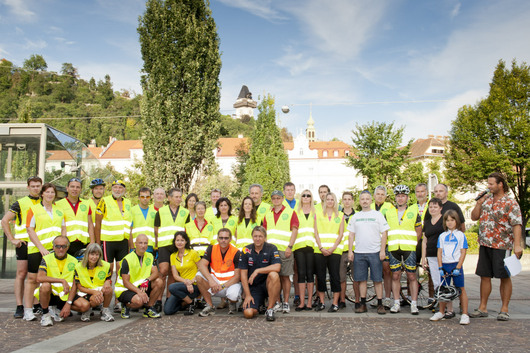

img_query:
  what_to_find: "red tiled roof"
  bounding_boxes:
[99,140,142,159]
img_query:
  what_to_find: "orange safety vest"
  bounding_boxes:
[210,243,239,284]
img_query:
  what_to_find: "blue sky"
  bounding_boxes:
[1,0,530,143]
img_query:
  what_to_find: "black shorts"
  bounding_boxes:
[28,252,43,274]
[476,245,510,278]
[49,294,81,309]
[158,245,172,264]
[15,243,28,261]
[67,240,86,258]
[102,239,128,264]
[118,280,153,304]
[248,281,268,310]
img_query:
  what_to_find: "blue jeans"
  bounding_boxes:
[163,282,199,315]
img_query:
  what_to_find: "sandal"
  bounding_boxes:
[469,309,488,318]
[497,312,510,321]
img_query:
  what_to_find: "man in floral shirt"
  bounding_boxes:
[470,172,523,321]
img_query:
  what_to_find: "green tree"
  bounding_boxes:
[346,121,412,191]
[23,54,47,71]
[61,63,78,78]
[242,94,290,200]
[138,0,222,192]
[446,59,530,226]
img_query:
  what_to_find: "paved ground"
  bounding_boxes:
[1,256,529,353]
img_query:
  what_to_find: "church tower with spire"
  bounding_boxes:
[306,104,316,142]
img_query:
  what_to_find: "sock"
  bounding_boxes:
[42,307,49,314]
[377,299,383,306]
[394,300,400,305]
[360,297,366,305]
[411,300,417,306]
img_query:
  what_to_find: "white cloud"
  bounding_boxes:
[216,0,287,21]
[23,38,46,50]
[3,0,36,21]
[450,2,461,18]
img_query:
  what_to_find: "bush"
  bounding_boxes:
[465,232,479,254]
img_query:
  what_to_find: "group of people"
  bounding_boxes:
[1,172,523,326]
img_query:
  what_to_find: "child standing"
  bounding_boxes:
[430,210,470,325]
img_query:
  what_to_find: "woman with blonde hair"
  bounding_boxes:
[74,243,114,322]
[314,192,344,312]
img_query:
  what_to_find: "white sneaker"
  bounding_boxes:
[460,314,470,325]
[410,303,419,315]
[198,305,216,317]
[23,308,37,321]
[80,309,91,322]
[382,298,393,308]
[50,306,64,322]
[273,301,282,313]
[282,302,290,313]
[100,307,115,322]
[228,301,237,315]
[113,302,122,313]
[430,312,445,321]
[40,313,53,327]
[390,303,400,313]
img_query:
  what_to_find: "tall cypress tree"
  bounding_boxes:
[138,0,221,191]
[242,94,290,200]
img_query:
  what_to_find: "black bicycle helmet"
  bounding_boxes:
[89,178,106,189]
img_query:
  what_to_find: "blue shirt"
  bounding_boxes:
[286,198,296,209]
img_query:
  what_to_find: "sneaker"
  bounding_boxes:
[312,297,320,308]
[444,311,455,320]
[143,307,161,318]
[411,303,419,315]
[198,305,216,317]
[293,296,301,307]
[81,309,92,322]
[154,300,162,313]
[183,304,195,316]
[282,302,290,313]
[355,304,367,313]
[195,299,206,310]
[390,303,400,313]
[315,303,326,311]
[273,301,282,312]
[100,308,115,322]
[121,306,131,319]
[113,302,122,313]
[266,308,275,321]
[40,313,53,327]
[33,304,43,315]
[383,298,393,309]
[469,309,488,318]
[328,304,339,312]
[460,313,470,325]
[338,301,346,309]
[377,305,386,315]
[23,308,37,321]
[258,305,267,315]
[50,307,64,322]
[14,306,24,319]
[430,312,445,321]
[228,301,237,315]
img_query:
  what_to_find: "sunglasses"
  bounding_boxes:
[302,194,311,198]
[69,177,82,183]
[54,244,68,249]
[139,195,151,199]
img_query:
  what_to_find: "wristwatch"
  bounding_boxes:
[288,245,293,249]
[66,300,73,305]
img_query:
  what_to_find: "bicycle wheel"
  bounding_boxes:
[365,268,376,302]
[345,265,356,303]
[402,265,436,309]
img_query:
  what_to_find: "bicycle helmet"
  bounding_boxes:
[434,285,460,302]
[74,248,86,261]
[393,184,410,195]
[90,178,106,189]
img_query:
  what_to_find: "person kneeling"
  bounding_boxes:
[239,226,281,321]
[196,228,242,316]
[115,234,164,319]
[75,243,114,321]
[37,236,89,326]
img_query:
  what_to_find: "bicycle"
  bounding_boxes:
[344,262,376,303]
[399,264,436,310]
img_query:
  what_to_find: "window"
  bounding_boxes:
[345,150,350,156]
[299,148,303,155]
[431,149,444,154]
[323,151,328,157]
[333,150,338,157]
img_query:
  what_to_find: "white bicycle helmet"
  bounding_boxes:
[393,184,410,195]
[434,285,460,302]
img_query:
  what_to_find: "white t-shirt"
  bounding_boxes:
[347,210,390,253]
[437,229,468,264]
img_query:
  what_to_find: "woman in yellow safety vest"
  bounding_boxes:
[235,196,258,250]
[293,189,316,311]
[24,183,66,321]
[185,201,214,256]
[314,192,344,313]
[210,197,237,244]
[75,243,114,322]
